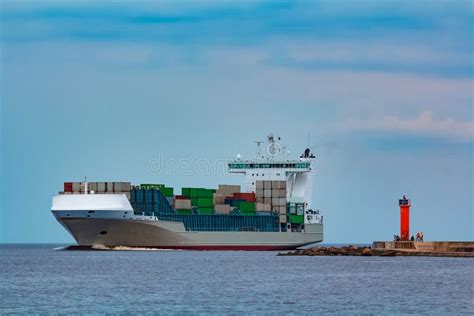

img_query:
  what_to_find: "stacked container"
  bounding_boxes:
[182,187,215,215]
[62,181,131,199]
[130,187,173,216]
[256,180,287,222]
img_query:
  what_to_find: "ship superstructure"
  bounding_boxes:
[51,135,324,250]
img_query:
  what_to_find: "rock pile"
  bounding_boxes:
[279,245,373,256]
[278,245,474,257]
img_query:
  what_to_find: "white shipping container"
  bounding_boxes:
[279,206,286,215]
[263,181,272,189]
[256,189,264,198]
[289,197,305,204]
[279,189,287,198]
[272,197,280,206]
[72,182,81,192]
[97,182,106,192]
[88,182,97,192]
[279,215,287,224]
[264,197,271,204]
[264,189,272,198]
[218,184,240,196]
[121,182,131,192]
[113,182,122,192]
[215,204,231,214]
[272,180,279,188]
[279,198,287,206]
[256,181,264,190]
[175,199,192,209]
[106,182,114,192]
[213,193,225,204]
[271,189,279,197]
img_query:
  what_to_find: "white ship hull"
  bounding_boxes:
[54,211,323,250]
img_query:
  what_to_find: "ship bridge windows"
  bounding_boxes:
[228,162,310,169]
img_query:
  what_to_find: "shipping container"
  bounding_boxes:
[120,182,131,192]
[233,193,256,203]
[256,211,271,216]
[181,188,191,196]
[71,182,80,192]
[264,189,272,198]
[288,197,305,204]
[213,192,225,205]
[239,202,256,212]
[217,184,241,196]
[175,195,190,200]
[256,196,264,203]
[140,184,165,190]
[197,198,213,208]
[97,182,106,192]
[240,210,256,216]
[256,181,264,190]
[191,197,199,207]
[190,188,200,198]
[279,206,287,215]
[214,204,231,214]
[88,182,97,192]
[263,181,272,189]
[64,182,73,192]
[175,199,192,210]
[198,207,214,215]
[197,188,214,198]
[106,182,114,192]
[279,214,287,224]
[290,215,304,224]
[264,197,271,204]
[161,187,174,197]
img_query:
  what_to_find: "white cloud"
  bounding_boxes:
[343,111,473,142]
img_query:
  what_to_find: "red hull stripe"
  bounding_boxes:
[146,245,298,251]
[66,245,299,251]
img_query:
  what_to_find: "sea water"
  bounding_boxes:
[0,244,472,314]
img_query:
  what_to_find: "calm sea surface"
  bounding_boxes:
[0,244,473,314]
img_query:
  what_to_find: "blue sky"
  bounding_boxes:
[1,0,472,243]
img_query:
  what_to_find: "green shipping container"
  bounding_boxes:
[290,215,304,224]
[191,197,199,207]
[176,209,192,215]
[181,188,191,196]
[197,188,214,198]
[239,202,256,212]
[190,188,200,198]
[161,187,174,197]
[140,184,165,190]
[197,198,213,207]
[240,211,256,216]
[198,207,214,215]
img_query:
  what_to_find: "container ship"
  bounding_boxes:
[51,134,324,250]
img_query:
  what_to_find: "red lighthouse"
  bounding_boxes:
[399,195,411,241]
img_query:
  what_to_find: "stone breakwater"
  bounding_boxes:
[278,245,474,257]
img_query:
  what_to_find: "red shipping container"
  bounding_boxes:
[64,182,73,192]
[175,195,190,200]
[233,192,256,202]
